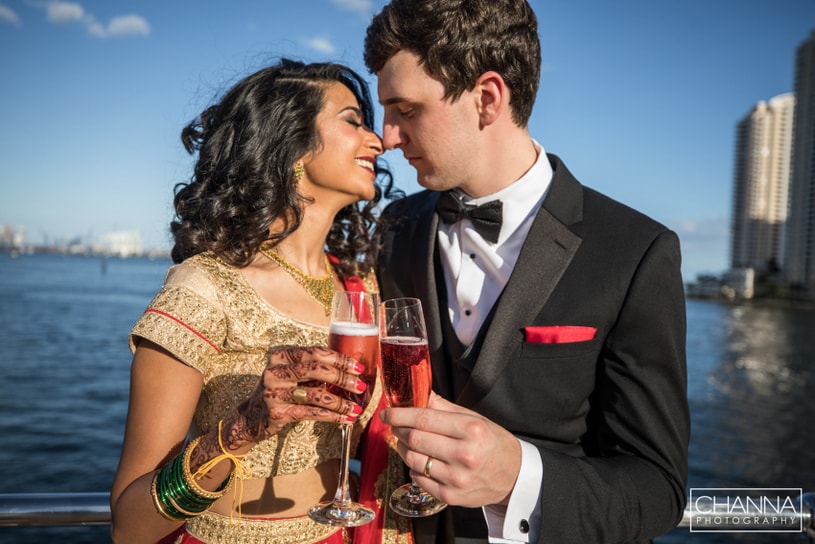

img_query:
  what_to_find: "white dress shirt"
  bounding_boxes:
[437,141,553,542]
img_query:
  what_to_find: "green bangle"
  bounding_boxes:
[151,471,189,521]
[166,455,214,510]
[154,452,217,518]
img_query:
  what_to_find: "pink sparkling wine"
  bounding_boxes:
[381,336,431,408]
[329,321,379,407]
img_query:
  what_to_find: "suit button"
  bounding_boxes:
[519,519,529,533]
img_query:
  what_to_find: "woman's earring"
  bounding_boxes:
[294,161,305,184]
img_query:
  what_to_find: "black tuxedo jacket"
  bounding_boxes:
[376,155,690,543]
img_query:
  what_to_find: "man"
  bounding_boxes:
[364,1,690,543]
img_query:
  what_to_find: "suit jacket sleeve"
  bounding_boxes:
[536,229,689,543]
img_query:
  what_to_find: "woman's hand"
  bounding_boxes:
[236,346,368,443]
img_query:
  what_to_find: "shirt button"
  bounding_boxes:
[469,253,476,259]
[464,309,472,316]
[519,519,530,533]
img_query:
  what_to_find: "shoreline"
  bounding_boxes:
[687,294,815,311]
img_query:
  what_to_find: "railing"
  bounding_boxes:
[1,491,814,541]
[0,493,110,526]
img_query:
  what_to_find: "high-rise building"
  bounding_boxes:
[730,93,795,273]
[784,30,815,292]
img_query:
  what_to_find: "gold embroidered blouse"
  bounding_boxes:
[129,252,381,480]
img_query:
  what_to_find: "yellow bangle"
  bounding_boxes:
[150,471,187,522]
[165,491,207,518]
[182,435,233,500]
[191,420,250,484]
[189,420,252,522]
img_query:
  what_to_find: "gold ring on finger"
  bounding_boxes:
[292,388,308,405]
[423,456,434,478]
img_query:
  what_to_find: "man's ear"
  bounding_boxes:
[475,71,506,126]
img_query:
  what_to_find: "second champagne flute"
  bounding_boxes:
[380,297,447,517]
[308,290,379,527]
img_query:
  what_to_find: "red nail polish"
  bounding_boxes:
[356,379,368,392]
[345,414,359,423]
[351,404,363,415]
[353,361,366,373]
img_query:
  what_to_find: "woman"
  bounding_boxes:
[110,59,410,544]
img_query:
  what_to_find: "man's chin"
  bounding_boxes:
[416,174,453,193]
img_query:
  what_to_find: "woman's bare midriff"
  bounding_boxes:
[208,460,341,518]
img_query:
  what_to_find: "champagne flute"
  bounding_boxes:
[308,290,379,527]
[379,297,447,517]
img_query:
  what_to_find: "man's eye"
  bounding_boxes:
[399,108,414,118]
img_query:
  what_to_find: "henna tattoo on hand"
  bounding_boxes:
[310,386,357,415]
[238,397,272,441]
[189,432,221,475]
[239,346,362,432]
[266,346,355,383]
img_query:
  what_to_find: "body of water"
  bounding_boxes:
[1,253,814,543]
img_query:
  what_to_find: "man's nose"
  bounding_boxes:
[381,122,404,151]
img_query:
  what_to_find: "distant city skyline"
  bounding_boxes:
[784,29,815,289]
[730,93,794,274]
[2,0,814,280]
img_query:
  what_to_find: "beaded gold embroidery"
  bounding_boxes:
[129,252,381,480]
[185,510,341,544]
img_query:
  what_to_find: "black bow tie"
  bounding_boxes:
[436,190,503,243]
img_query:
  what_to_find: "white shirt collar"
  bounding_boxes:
[451,140,553,245]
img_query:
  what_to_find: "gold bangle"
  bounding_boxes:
[151,471,188,522]
[166,491,208,518]
[182,436,233,500]
[188,420,252,521]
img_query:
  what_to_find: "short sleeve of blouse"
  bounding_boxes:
[129,260,227,373]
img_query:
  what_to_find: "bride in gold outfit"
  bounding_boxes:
[110,59,410,544]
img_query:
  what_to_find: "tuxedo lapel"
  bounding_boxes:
[457,156,584,407]
[413,197,443,348]
[403,192,454,399]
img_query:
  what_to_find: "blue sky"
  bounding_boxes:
[1,0,813,280]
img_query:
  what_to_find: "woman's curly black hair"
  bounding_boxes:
[170,58,400,278]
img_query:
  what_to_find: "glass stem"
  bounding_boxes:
[333,422,354,507]
[408,482,422,500]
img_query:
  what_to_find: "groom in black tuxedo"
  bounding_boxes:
[365,1,690,543]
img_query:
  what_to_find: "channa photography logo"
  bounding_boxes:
[689,488,803,533]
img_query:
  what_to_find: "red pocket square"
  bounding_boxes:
[524,325,597,343]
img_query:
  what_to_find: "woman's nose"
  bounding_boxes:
[367,130,384,155]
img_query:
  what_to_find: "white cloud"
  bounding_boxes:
[305,36,336,55]
[46,1,84,23]
[329,0,374,14]
[39,1,149,38]
[107,14,150,37]
[0,4,21,25]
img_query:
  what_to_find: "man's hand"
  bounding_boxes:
[380,392,522,508]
